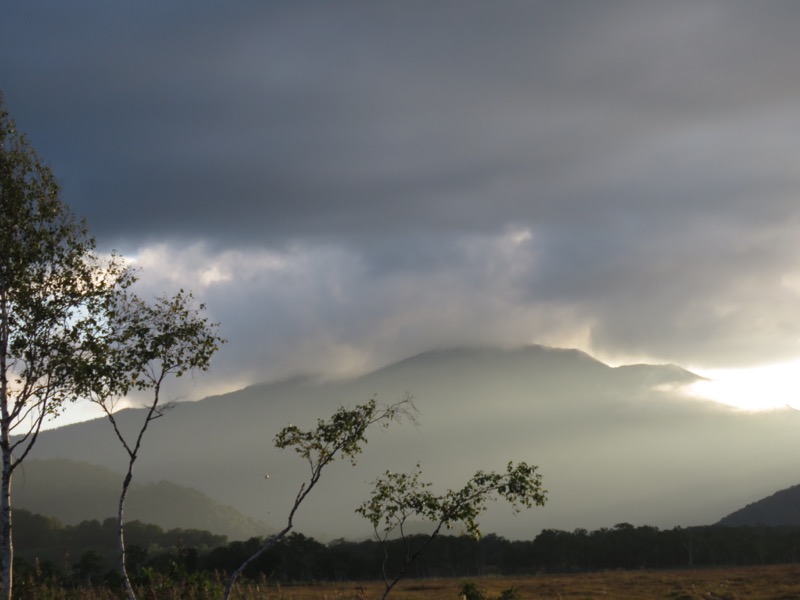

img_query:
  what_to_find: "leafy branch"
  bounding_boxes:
[223,394,417,600]
[357,461,546,599]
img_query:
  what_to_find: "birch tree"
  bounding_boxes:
[223,396,417,600]
[0,94,131,599]
[77,290,223,600]
[357,461,547,599]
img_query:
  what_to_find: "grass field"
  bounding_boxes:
[224,564,800,599]
[15,564,800,599]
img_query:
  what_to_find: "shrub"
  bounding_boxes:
[458,580,485,600]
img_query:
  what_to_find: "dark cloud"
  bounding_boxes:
[3,1,800,383]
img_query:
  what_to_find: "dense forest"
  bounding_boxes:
[14,508,800,590]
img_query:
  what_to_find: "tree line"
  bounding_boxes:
[13,510,800,590]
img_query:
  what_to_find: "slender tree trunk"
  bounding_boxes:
[0,445,11,600]
[380,524,443,600]
[0,294,12,600]
[104,384,165,600]
[118,467,136,600]
[223,524,293,600]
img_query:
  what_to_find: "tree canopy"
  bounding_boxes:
[0,92,134,599]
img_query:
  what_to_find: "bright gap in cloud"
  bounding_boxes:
[687,360,800,411]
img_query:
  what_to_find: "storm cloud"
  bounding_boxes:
[3,1,800,398]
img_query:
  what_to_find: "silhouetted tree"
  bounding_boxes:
[0,93,131,600]
[357,461,546,599]
[223,396,416,600]
[76,290,223,600]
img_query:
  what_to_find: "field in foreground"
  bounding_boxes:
[17,564,800,599]
[225,564,800,599]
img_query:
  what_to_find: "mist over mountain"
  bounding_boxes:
[26,345,800,541]
[14,459,271,540]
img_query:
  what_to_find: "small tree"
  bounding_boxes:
[223,395,416,600]
[357,461,546,599]
[77,289,223,600]
[0,94,131,600]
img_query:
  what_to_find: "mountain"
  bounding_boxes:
[23,344,800,540]
[14,459,271,540]
[717,484,800,527]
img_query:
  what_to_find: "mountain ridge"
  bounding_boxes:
[14,458,272,540]
[23,344,799,541]
[718,483,800,527]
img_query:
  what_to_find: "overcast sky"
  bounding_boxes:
[3,1,800,406]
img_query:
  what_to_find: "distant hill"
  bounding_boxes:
[14,459,271,540]
[717,483,800,527]
[24,344,800,540]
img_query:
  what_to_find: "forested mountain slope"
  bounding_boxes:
[14,459,271,540]
[718,483,800,527]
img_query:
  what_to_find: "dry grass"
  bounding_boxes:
[223,564,800,599]
[17,564,800,599]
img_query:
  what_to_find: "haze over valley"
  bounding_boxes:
[27,345,800,541]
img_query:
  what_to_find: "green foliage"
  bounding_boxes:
[458,580,519,600]
[274,397,412,468]
[0,91,138,600]
[75,289,224,407]
[15,510,800,593]
[13,509,227,566]
[459,580,485,600]
[495,587,520,600]
[358,461,546,541]
[73,288,225,600]
[2,90,224,600]
[271,395,417,497]
[223,396,416,600]
[0,93,133,427]
[357,461,545,598]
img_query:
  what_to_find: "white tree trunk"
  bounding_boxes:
[0,448,12,600]
[0,296,12,600]
[118,469,136,600]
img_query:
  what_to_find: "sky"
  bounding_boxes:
[3,1,800,414]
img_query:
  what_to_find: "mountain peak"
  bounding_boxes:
[25,342,788,541]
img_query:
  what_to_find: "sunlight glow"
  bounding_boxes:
[687,360,800,411]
